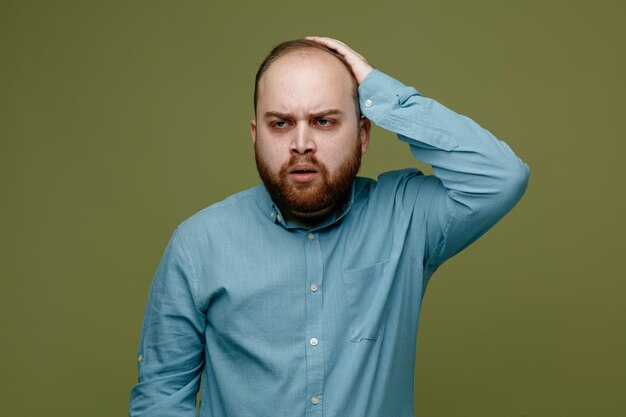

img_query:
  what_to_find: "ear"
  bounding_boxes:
[250,119,257,145]
[358,117,371,154]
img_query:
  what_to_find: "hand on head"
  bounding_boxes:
[305,36,374,84]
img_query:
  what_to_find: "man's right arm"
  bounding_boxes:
[307,36,530,277]
[129,227,206,417]
[358,70,530,273]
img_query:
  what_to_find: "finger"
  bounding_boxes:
[306,39,359,66]
[306,37,367,63]
[309,37,348,48]
[305,36,351,54]
[304,36,373,83]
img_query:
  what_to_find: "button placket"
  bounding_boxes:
[304,231,324,415]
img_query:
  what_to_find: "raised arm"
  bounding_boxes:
[307,36,530,273]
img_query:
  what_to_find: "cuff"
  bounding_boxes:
[357,69,422,122]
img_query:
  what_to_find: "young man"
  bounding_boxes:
[129,36,530,417]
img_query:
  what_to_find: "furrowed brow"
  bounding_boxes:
[263,109,344,119]
[264,111,292,119]
[311,109,343,118]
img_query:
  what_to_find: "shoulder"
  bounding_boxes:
[174,183,265,240]
[354,167,430,197]
[354,168,445,212]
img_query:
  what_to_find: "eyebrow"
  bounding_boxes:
[263,109,344,119]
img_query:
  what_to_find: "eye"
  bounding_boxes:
[271,120,289,129]
[315,118,334,127]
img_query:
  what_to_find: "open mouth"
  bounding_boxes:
[289,164,318,174]
[289,164,319,182]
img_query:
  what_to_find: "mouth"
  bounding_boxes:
[288,164,319,183]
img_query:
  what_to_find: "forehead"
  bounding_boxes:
[257,50,356,115]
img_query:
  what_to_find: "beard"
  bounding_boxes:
[254,140,362,214]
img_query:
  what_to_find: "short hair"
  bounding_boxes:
[253,39,361,119]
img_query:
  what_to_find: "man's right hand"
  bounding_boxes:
[305,36,374,84]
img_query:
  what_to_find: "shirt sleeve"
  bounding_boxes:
[358,70,530,276]
[129,227,206,417]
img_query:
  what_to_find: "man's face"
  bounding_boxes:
[250,50,371,218]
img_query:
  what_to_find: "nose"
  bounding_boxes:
[290,124,316,156]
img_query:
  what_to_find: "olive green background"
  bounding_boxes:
[1,0,624,416]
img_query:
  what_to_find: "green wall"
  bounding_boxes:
[1,1,624,416]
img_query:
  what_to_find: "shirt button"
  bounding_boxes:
[364,99,373,108]
[310,337,318,346]
[276,215,282,222]
[311,395,319,405]
[310,283,318,292]
[271,211,276,218]
[137,354,143,363]
[306,233,315,240]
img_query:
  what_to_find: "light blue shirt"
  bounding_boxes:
[129,70,530,417]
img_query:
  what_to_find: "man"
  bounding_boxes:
[129,37,530,417]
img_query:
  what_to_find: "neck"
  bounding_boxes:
[282,203,339,229]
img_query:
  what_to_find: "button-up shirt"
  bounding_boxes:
[129,70,530,417]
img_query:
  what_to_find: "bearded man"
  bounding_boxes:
[129,36,530,417]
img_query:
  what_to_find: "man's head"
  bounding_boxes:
[253,39,361,119]
[250,39,371,227]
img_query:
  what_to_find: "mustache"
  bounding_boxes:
[285,155,324,171]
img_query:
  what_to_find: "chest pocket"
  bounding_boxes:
[342,259,391,343]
